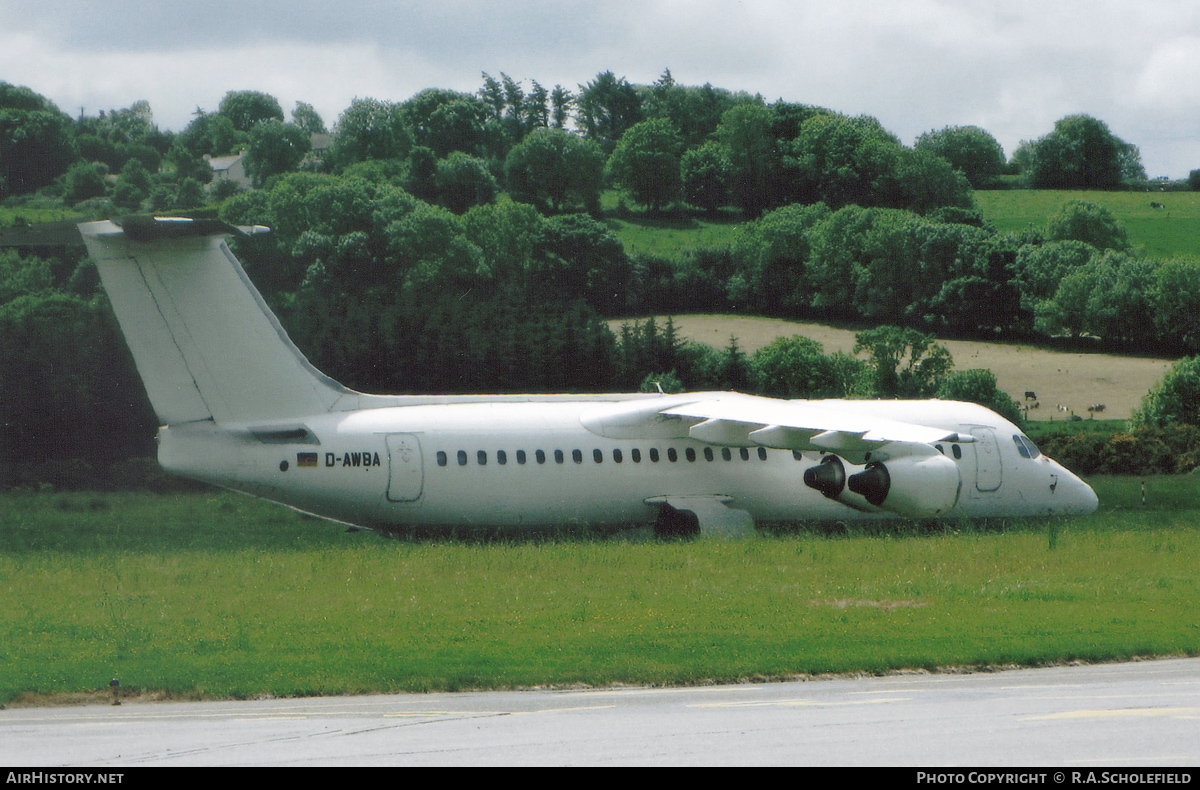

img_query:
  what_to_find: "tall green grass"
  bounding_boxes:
[1,483,1197,705]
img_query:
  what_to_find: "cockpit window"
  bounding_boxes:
[1013,434,1041,459]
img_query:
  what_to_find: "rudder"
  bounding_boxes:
[80,218,350,426]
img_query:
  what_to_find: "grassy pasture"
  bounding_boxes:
[605,210,743,258]
[974,189,1200,260]
[2,483,1197,706]
[602,189,1200,261]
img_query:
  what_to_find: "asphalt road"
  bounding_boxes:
[2,657,1198,767]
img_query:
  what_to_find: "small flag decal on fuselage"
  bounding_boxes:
[297,452,318,467]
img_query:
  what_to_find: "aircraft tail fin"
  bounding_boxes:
[80,218,351,426]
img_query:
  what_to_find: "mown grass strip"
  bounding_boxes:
[1,480,1197,705]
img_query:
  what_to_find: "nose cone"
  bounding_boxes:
[1057,466,1099,515]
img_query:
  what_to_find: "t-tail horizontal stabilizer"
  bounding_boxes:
[79,217,351,427]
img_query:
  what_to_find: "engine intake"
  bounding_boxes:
[802,454,846,499]
[848,463,890,507]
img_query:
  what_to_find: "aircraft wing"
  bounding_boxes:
[584,392,974,465]
[662,393,973,462]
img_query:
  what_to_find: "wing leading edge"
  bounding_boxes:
[583,392,974,465]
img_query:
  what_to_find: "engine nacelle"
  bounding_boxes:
[805,450,962,518]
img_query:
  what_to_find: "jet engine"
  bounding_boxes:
[803,450,961,518]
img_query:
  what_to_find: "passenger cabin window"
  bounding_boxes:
[704,447,714,462]
[722,448,732,461]
[536,450,546,464]
[437,451,448,467]
[593,449,603,463]
[457,450,468,466]
[632,449,641,463]
[477,450,487,465]
[740,448,750,461]
[572,449,583,464]
[613,449,623,463]
[685,448,696,462]
[758,447,768,461]
[555,450,564,464]
[516,450,526,465]
[650,448,660,462]
[667,448,678,462]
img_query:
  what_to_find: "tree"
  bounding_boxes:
[1025,115,1136,190]
[936,369,1023,426]
[535,214,631,312]
[605,118,683,211]
[404,146,439,202]
[218,90,284,132]
[731,201,830,315]
[550,85,574,130]
[1014,239,1095,309]
[460,200,546,296]
[681,141,731,212]
[330,98,412,167]
[1132,356,1200,428]
[504,127,604,213]
[642,71,754,149]
[0,84,78,194]
[62,162,107,204]
[112,158,152,210]
[751,336,868,399]
[913,126,1006,188]
[179,110,244,157]
[434,152,498,214]
[789,113,904,209]
[1045,200,1129,250]
[894,148,973,215]
[401,89,495,158]
[714,102,776,216]
[575,71,642,153]
[291,102,327,135]
[1152,260,1200,354]
[853,325,953,398]
[245,120,312,186]
[1035,250,1158,347]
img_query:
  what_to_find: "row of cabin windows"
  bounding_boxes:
[436,445,781,468]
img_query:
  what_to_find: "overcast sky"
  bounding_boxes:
[3,0,1199,177]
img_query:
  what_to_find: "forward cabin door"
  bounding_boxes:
[385,433,424,502]
[966,425,1002,492]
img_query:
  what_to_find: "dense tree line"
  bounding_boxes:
[1,71,1169,215]
[3,76,1199,489]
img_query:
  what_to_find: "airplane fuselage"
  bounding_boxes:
[159,395,1098,534]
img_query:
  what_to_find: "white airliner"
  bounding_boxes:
[79,217,1098,537]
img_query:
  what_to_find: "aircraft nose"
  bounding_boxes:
[1058,468,1099,515]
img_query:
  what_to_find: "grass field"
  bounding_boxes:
[973,190,1200,260]
[0,207,83,227]
[2,483,1197,706]
[601,190,1200,262]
